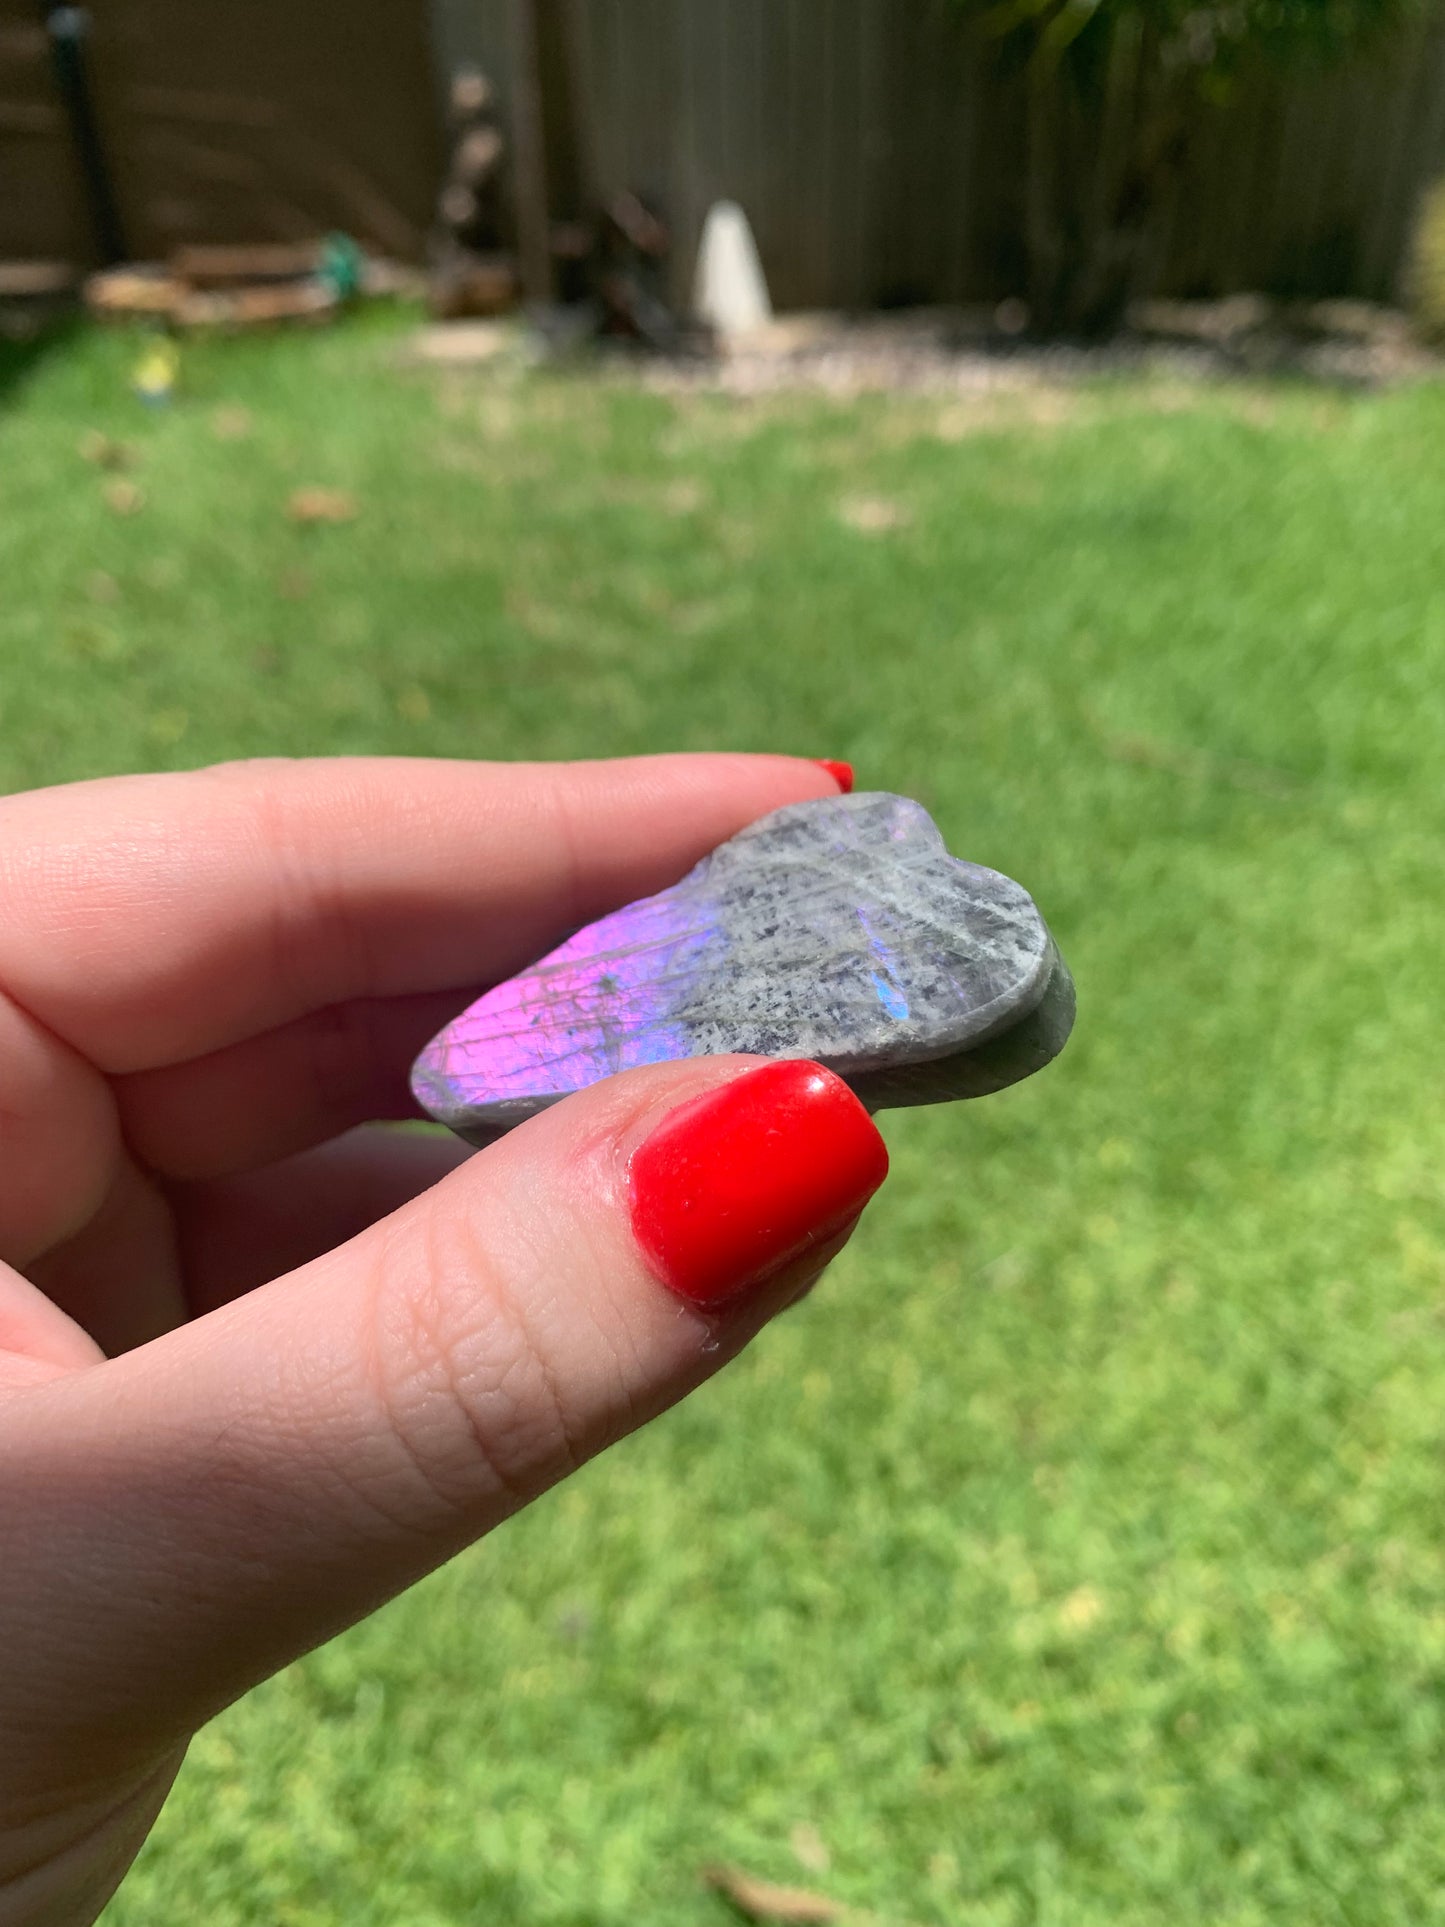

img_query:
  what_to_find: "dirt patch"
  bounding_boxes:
[584,298,1440,401]
[932,389,1088,438]
[837,494,910,534]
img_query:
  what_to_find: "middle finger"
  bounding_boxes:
[117,988,474,1180]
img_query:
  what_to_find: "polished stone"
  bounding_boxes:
[412,792,1075,1143]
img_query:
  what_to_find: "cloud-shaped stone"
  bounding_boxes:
[412,792,1075,1143]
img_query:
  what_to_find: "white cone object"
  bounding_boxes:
[693,200,773,339]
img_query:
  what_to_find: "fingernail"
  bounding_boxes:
[629,1060,889,1308]
[814,760,855,794]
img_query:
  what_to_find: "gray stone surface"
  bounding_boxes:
[412,791,1075,1142]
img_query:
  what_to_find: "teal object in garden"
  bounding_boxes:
[319,234,365,303]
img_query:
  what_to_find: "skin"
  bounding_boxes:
[0,753,878,1927]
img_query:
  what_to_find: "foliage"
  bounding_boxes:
[1407,175,1445,341]
[4,319,1445,1923]
[977,0,1423,75]
[954,0,1429,335]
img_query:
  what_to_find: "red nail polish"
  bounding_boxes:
[629,1061,888,1308]
[815,760,855,794]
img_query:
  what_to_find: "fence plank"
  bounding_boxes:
[8,0,1445,300]
[437,0,1445,306]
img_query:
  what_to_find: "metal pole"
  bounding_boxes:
[41,4,127,265]
[508,0,555,304]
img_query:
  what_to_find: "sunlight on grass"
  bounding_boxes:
[3,317,1444,1925]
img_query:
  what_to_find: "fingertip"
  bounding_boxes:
[626,1060,888,1309]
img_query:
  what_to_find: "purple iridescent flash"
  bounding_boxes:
[411,791,1074,1144]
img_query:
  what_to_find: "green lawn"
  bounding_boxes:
[4,316,1445,1926]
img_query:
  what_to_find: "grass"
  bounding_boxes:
[3,315,1445,1925]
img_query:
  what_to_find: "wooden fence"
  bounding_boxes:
[0,0,442,269]
[5,0,1445,307]
[441,0,1445,309]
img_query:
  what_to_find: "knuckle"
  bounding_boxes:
[358,1197,589,1520]
[247,781,377,1009]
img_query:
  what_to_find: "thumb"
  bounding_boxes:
[3,1058,887,1768]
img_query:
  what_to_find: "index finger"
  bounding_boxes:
[0,754,844,1074]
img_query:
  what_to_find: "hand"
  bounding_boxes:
[0,755,889,1925]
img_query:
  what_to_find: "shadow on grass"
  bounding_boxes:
[0,316,83,412]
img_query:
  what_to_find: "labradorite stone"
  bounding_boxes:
[413,791,1075,1144]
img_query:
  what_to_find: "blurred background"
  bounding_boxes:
[5,3,1445,1923]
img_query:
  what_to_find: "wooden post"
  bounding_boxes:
[509,0,554,304]
[556,0,595,214]
[41,2,128,265]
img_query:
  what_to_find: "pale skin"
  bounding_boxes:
[0,753,867,1927]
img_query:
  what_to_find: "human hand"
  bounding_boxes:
[0,755,889,1925]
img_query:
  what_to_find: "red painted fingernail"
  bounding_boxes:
[629,1060,889,1308]
[815,760,855,794]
